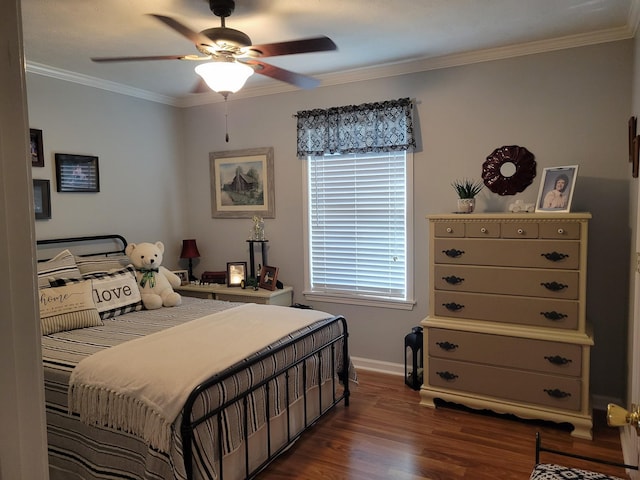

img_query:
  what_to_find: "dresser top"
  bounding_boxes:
[427,212,592,221]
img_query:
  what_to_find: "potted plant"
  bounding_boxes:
[452,179,484,213]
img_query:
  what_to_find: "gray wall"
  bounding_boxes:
[27,75,188,268]
[29,40,633,404]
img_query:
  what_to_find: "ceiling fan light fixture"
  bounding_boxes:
[195,61,254,95]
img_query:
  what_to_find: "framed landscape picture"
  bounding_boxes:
[210,147,275,218]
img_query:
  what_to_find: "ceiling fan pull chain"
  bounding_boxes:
[224,96,230,142]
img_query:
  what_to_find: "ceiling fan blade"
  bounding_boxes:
[92,55,189,62]
[242,59,320,89]
[148,14,214,47]
[246,36,337,58]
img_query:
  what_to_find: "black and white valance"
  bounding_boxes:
[296,97,415,157]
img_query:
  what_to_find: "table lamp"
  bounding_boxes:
[180,239,200,282]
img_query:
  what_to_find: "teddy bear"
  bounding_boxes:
[125,241,182,310]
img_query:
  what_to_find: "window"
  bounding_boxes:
[303,151,414,309]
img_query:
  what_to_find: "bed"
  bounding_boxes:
[37,235,354,480]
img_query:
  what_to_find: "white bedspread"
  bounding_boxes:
[68,303,332,453]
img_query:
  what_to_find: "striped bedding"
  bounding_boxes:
[43,297,350,480]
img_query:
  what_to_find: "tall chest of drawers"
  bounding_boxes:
[420,213,593,439]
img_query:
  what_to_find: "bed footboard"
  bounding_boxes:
[180,315,351,480]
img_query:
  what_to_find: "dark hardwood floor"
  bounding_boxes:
[260,370,629,479]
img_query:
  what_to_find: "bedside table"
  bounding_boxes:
[175,284,293,306]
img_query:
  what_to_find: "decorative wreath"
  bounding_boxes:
[482,145,536,196]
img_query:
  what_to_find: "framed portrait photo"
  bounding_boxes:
[226,262,247,287]
[55,153,100,192]
[535,165,579,213]
[259,265,279,291]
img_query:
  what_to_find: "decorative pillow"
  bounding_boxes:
[52,266,143,319]
[530,463,624,480]
[37,249,81,288]
[75,254,131,274]
[39,280,103,335]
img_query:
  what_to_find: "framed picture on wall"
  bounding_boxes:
[55,153,100,192]
[33,179,51,220]
[535,165,579,213]
[30,129,44,167]
[210,147,275,219]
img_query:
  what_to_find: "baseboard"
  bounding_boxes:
[350,356,404,376]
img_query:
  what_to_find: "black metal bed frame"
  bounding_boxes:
[182,315,350,480]
[37,234,128,259]
[37,234,352,480]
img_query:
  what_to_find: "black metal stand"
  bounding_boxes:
[247,240,268,278]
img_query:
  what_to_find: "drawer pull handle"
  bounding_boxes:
[480,227,487,234]
[541,251,569,262]
[517,228,525,235]
[436,371,459,381]
[541,281,568,292]
[557,228,565,234]
[443,302,464,312]
[443,275,464,285]
[545,355,573,366]
[436,341,459,351]
[540,311,568,321]
[446,227,453,233]
[544,388,571,399]
[443,248,465,258]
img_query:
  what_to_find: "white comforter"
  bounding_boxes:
[68,303,331,453]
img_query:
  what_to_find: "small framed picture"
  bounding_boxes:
[227,262,247,287]
[55,153,100,192]
[173,270,189,285]
[535,165,579,213]
[259,265,279,291]
[30,129,44,167]
[33,179,51,220]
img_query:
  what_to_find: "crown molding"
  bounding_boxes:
[26,62,180,106]
[27,24,636,109]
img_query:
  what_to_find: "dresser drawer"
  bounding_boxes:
[428,328,582,376]
[434,291,579,329]
[434,239,580,269]
[539,222,581,239]
[428,358,582,411]
[434,222,465,237]
[434,265,579,299]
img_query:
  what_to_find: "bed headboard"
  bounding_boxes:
[36,234,128,261]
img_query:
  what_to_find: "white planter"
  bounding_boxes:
[457,198,475,213]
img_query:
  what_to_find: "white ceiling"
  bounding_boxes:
[20,0,639,105]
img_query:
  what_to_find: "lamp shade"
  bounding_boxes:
[194,61,254,94]
[180,239,200,259]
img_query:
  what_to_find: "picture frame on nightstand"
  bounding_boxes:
[227,262,247,287]
[173,270,189,285]
[259,265,279,291]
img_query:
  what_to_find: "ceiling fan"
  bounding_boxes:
[91,0,337,97]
